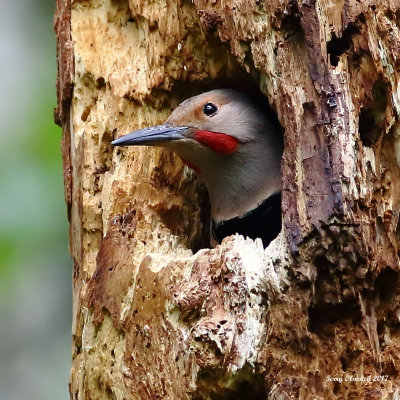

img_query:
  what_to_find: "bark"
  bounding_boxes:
[55,0,400,399]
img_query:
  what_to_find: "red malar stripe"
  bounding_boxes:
[180,158,201,174]
[194,130,238,155]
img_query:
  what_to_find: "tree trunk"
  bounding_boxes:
[55,0,400,398]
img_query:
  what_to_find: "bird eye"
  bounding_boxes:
[203,102,218,116]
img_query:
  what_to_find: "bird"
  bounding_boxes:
[112,89,283,247]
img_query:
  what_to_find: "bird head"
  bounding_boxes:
[112,89,283,221]
[113,89,280,168]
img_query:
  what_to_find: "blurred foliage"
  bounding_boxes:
[0,1,71,399]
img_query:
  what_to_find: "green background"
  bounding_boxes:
[0,1,71,399]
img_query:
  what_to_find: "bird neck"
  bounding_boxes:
[166,133,282,223]
[202,141,282,223]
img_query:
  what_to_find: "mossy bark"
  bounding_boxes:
[55,0,400,398]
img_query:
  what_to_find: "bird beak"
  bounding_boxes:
[111,124,189,146]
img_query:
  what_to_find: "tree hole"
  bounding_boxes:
[359,107,378,146]
[158,73,283,250]
[359,79,390,147]
[274,1,304,43]
[193,365,267,400]
[327,21,361,67]
[374,267,399,304]
[308,299,362,334]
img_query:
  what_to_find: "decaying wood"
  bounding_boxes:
[55,0,400,398]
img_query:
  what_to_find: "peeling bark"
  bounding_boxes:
[55,0,400,399]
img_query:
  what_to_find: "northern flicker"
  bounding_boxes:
[112,89,283,247]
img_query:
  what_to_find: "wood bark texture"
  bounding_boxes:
[55,0,400,398]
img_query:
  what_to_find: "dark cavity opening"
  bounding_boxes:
[193,365,267,400]
[308,299,362,334]
[359,78,390,147]
[159,71,283,250]
[201,79,283,249]
[374,267,399,304]
[327,17,364,67]
[274,0,304,43]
